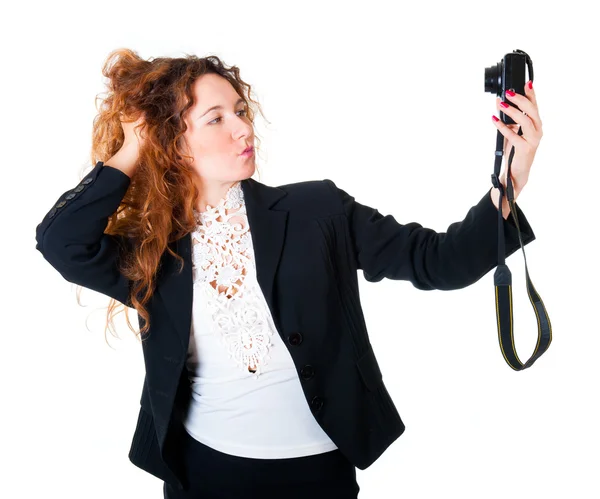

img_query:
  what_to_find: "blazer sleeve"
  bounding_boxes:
[323,179,536,290]
[35,161,134,307]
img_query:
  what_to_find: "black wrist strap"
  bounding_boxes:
[490,125,552,370]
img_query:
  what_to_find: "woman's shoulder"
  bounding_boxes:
[248,176,345,218]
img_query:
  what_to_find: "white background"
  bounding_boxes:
[3,0,598,497]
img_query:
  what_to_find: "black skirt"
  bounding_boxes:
[163,427,360,499]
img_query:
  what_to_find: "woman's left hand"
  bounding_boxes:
[492,80,543,197]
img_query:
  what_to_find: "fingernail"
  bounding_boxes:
[528,80,533,90]
[492,115,499,122]
[500,101,509,108]
[505,90,516,97]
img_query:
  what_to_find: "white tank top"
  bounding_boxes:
[182,180,337,459]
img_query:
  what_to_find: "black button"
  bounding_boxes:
[288,332,303,346]
[310,396,324,412]
[56,200,66,208]
[48,207,57,218]
[82,177,94,184]
[73,185,85,192]
[65,193,76,200]
[300,364,315,380]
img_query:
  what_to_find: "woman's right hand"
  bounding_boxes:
[121,112,147,151]
[105,112,146,178]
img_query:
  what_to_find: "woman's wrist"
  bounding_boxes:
[490,186,518,220]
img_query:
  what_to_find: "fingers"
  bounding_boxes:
[524,80,538,110]
[119,110,145,124]
[492,113,529,151]
[118,110,147,146]
[493,81,543,150]
[496,96,537,140]
[504,81,542,131]
[503,124,520,152]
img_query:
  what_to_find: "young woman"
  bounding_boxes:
[35,48,542,499]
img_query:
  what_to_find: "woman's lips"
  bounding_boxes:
[240,147,254,157]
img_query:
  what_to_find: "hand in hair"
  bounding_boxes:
[105,112,146,178]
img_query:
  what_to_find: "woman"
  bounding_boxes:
[34,48,542,498]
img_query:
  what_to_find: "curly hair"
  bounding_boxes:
[74,48,269,346]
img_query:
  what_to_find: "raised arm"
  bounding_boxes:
[324,179,536,290]
[35,116,145,305]
[35,161,136,306]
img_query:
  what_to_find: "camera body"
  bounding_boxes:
[485,49,533,125]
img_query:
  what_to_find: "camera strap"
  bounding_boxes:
[491,126,552,370]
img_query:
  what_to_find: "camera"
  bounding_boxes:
[484,49,534,125]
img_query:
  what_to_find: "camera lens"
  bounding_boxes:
[484,62,503,96]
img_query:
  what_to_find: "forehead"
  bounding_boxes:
[192,73,239,105]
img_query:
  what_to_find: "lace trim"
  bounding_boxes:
[191,181,273,378]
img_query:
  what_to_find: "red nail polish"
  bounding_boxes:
[492,115,499,122]
[505,90,516,97]
[528,80,533,90]
[500,101,509,108]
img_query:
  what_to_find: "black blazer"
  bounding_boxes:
[35,161,535,491]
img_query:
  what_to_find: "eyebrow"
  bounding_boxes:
[198,97,246,118]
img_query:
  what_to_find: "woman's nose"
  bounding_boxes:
[234,121,253,139]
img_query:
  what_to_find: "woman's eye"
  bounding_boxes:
[208,109,248,125]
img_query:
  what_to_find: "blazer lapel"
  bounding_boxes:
[156,177,289,352]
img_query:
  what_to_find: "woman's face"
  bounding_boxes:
[183,73,256,185]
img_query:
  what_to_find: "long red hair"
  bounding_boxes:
[75,48,268,345]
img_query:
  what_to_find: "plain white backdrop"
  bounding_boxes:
[3,0,598,497]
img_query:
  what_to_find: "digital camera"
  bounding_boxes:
[484,49,533,125]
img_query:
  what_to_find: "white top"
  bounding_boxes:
[182,180,337,459]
